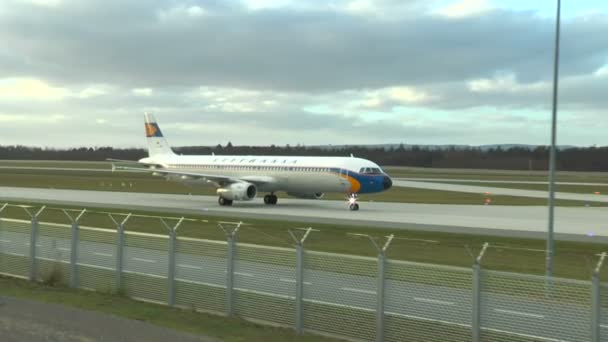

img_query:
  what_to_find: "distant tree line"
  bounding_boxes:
[1,144,608,172]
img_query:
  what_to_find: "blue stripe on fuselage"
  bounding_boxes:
[330,168,387,194]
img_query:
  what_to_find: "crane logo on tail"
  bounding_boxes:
[145,123,163,137]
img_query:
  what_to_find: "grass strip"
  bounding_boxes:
[0,276,338,342]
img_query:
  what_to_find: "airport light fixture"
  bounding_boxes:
[546,0,562,281]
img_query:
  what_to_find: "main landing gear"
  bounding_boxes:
[264,193,278,205]
[347,194,359,211]
[218,196,233,206]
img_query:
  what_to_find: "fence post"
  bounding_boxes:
[592,252,606,342]
[24,206,45,281]
[288,227,315,335]
[63,209,86,288]
[161,217,185,307]
[472,243,489,342]
[377,250,387,342]
[347,233,394,342]
[219,221,242,317]
[109,213,131,292]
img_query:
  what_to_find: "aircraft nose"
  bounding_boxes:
[383,176,393,190]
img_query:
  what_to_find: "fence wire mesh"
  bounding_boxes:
[175,237,227,314]
[35,222,71,285]
[1,215,606,342]
[0,218,31,278]
[234,243,296,327]
[385,260,473,342]
[481,270,592,342]
[78,226,117,292]
[122,231,169,303]
[601,283,608,342]
[303,250,377,341]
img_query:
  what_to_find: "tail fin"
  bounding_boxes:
[144,113,176,157]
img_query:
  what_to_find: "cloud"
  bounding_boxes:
[0,0,606,147]
[0,78,69,100]
[436,0,493,19]
[467,73,549,93]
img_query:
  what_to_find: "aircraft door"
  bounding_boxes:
[338,168,350,190]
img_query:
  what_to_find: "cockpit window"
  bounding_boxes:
[360,167,383,174]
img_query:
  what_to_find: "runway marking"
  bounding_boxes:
[280,278,312,285]
[24,243,43,247]
[0,239,11,243]
[57,247,70,252]
[224,270,254,277]
[93,252,113,257]
[132,257,157,263]
[234,272,254,277]
[340,287,376,295]
[414,297,454,305]
[178,264,202,270]
[601,325,608,329]
[5,252,25,257]
[494,308,544,319]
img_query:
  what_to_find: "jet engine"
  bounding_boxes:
[287,192,325,199]
[217,182,257,201]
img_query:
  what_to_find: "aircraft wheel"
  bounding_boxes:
[264,194,278,205]
[218,197,233,206]
[349,203,360,211]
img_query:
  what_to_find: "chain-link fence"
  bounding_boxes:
[0,207,606,342]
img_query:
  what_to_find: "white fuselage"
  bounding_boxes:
[140,154,391,195]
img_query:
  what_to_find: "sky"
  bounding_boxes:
[0,0,607,148]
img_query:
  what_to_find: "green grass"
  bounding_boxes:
[423,180,608,194]
[0,276,338,342]
[0,160,110,169]
[0,168,600,206]
[385,166,608,183]
[1,202,606,280]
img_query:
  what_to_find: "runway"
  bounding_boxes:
[1,186,607,242]
[393,180,608,203]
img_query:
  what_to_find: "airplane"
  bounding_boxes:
[111,113,393,211]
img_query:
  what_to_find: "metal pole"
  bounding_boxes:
[546,0,562,282]
[110,213,131,292]
[472,243,489,342]
[295,243,304,334]
[348,232,393,342]
[288,227,315,335]
[472,262,481,342]
[64,209,86,288]
[25,206,45,282]
[161,217,184,307]
[377,251,386,342]
[226,233,235,317]
[219,222,242,317]
[592,252,606,342]
[168,228,177,306]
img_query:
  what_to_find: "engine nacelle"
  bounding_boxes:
[287,192,325,200]
[217,182,257,201]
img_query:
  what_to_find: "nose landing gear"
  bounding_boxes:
[347,194,359,211]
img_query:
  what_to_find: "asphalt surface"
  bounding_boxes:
[0,296,218,342]
[0,228,594,342]
[1,187,607,242]
[393,180,608,203]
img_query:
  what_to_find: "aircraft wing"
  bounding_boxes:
[106,158,162,167]
[112,165,273,187]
